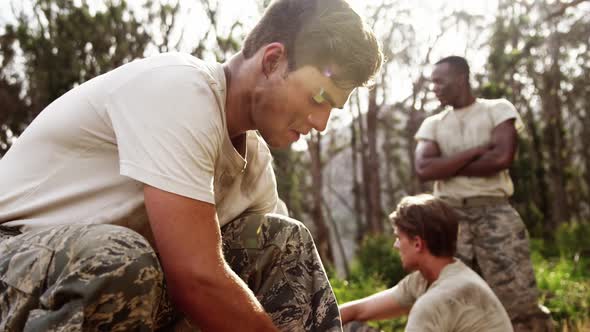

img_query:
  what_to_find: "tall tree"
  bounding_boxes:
[0,0,179,156]
[484,0,590,234]
[307,130,335,263]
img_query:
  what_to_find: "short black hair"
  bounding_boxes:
[435,55,470,80]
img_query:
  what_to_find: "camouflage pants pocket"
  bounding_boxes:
[0,240,54,332]
[0,224,165,332]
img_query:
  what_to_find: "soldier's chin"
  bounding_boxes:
[401,261,416,273]
[265,136,291,149]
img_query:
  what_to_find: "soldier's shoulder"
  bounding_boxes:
[478,98,515,109]
[424,109,451,123]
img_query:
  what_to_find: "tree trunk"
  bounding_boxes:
[307,131,334,264]
[365,88,383,234]
[540,32,570,227]
[522,101,551,237]
[350,102,365,242]
[322,197,350,278]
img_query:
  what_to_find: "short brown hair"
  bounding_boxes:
[389,194,458,257]
[242,0,383,88]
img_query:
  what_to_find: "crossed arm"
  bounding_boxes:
[414,119,518,182]
[144,185,278,331]
[339,288,410,324]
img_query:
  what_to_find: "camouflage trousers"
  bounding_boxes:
[0,214,342,332]
[450,200,554,332]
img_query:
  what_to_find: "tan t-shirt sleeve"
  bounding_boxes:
[390,272,424,308]
[414,115,437,141]
[107,65,223,204]
[490,98,525,134]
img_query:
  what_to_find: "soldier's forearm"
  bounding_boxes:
[416,146,485,181]
[169,266,278,332]
[457,148,512,177]
[340,302,361,323]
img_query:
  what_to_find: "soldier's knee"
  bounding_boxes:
[72,224,162,279]
[264,213,304,228]
[264,213,314,242]
[74,224,152,250]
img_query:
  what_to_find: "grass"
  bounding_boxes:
[332,234,590,332]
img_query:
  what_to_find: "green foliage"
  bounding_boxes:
[334,235,590,331]
[330,234,406,298]
[519,241,590,330]
[511,138,549,239]
[479,82,508,99]
[331,272,407,332]
[534,255,590,328]
[554,221,590,258]
[12,0,152,103]
[351,234,406,288]
[330,234,408,331]
[485,0,590,236]
[0,0,178,156]
[331,270,388,304]
[535,222,590,330]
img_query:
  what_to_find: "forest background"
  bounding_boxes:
[0,0,589,330]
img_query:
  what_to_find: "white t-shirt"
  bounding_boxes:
[0,52,278,242]
[391,259,513,332]
[414,98,524,199]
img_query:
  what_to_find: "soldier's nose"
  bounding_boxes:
[307,110,331,132]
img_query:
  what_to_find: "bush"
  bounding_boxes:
[331,234,408,332]
[350,234,406,288]
[333,234,590,332]
[331,272,407,332]
[555,221,590,259]
[534,255,590,329]
[533,221,590,331]
[331,272,388,305]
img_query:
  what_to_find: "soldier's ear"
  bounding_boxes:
[261,42,287,78]
[414,236,426,252]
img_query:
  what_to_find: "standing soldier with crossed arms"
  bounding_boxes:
[413,55,554,332]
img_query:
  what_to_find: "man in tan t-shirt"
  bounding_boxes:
[413,56,553,331]
[339,194,513,331]
[0,1,384,331]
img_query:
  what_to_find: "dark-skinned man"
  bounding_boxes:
[413,56,553,332]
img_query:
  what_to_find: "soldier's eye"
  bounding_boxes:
[312,88,326,105]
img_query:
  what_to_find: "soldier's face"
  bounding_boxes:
[252,63,353,148]
[431,63,462,108]
[394,228,419,272]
